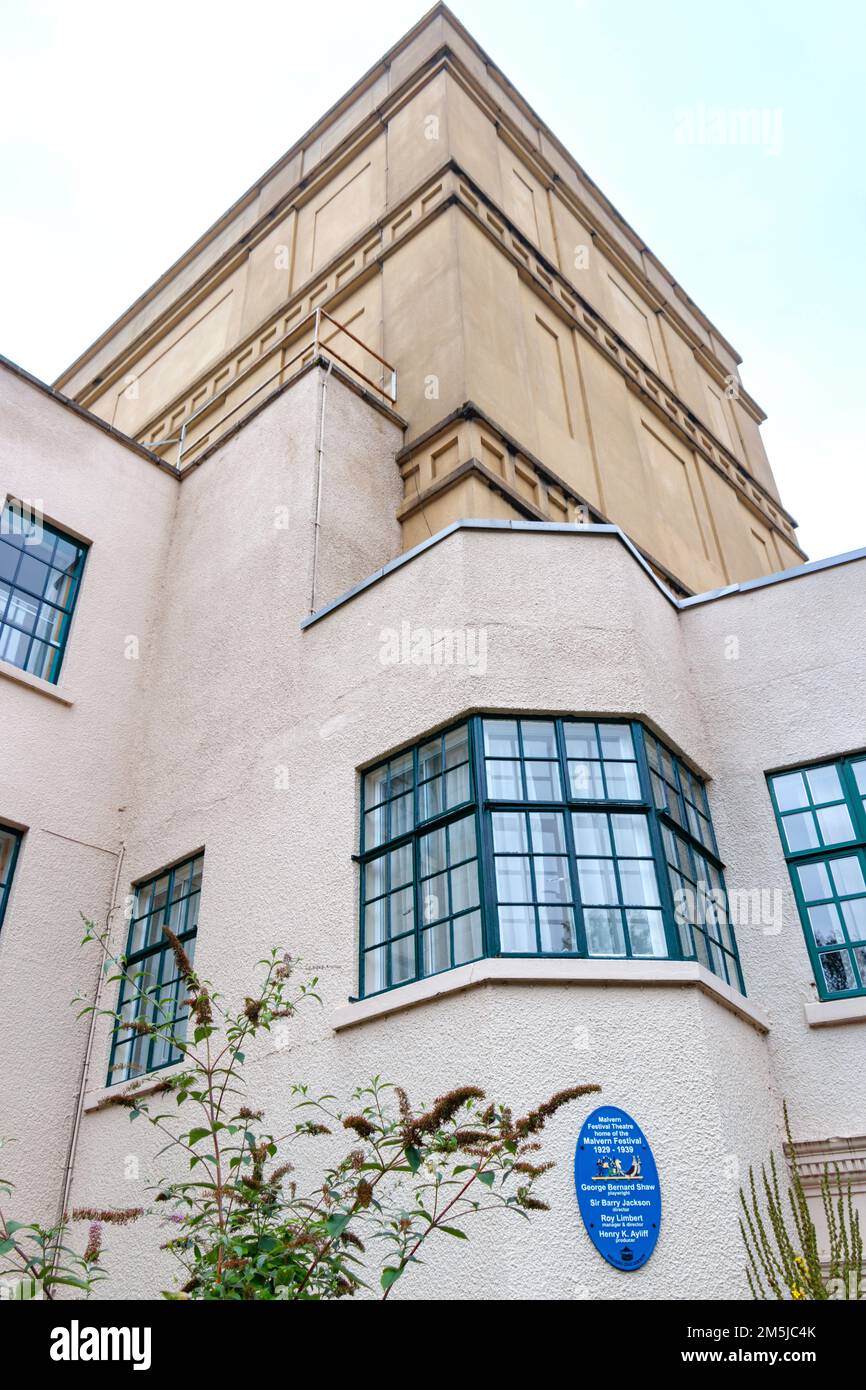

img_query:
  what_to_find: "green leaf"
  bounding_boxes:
[438,1226,468,1239]
[380,1267,402,1291]
[405,1146,422,1173]
[325,1212,352,1240]
[0,1238,15,1255]
[187,1128,210,1145]
[477,1171,495,1188]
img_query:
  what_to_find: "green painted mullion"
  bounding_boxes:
[603,810,634,960]
[634,723,683,963]
[840,760,866,844]
[556,720,588,957]
[472,718,499,958]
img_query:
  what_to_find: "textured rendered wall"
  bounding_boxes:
[0,364,177,1218]
[66,516,794,1301]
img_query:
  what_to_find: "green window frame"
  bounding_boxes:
[0,825,22,936]
[769,756,866,1000]
[108,853,204,1084]
[358,716,744,998]
[0,503,88,685]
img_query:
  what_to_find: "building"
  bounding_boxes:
[0,4,863,1299]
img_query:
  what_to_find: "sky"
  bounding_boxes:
[1,0,864,562]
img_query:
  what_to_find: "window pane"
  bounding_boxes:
[364,947,386,995]
[522,721,557,759]
[364,765,388,808]
[449,815,476,864]
[421,872,447,924]
[492,812,527,853]
[603,761,641,801]
[853,762,866,796]
[816,803,854,845]
[420,826,446,877]
[418,739,442,780]
[611,814,651,857]
[539,906,576,953]
[444,725,469,768]
[585,907,625,956]
[598,724,634,759]
[830,857,865,897]
[820,950,856,994]
[484,719,520,758]
[782,812,819,853]
[499,905,536,952]
[390,886,415,936]
[569,760,605,799]
[453,910,482,965]
[496,856,533,901]
[450,861,479,914]
[422,923,450,977]
[390,843,413,888]
[418,776,443,821]
[808,904,844,947]
[772,772,808,812]
[391,791,413,837]
[365,897,386,946]
[841,898,866,941]
[534,857,570,903]
[577,859,619,905]
[626,909,667,957]
[572,812,610,856]
[797,861,832,902]
[525,760,562,801]
[529,811,566,854]
[805,764,843,804]
[487,760,522,799]
[563,722,598,759]
[445,763,470,808]
[618,859,661,907]
[390,936,415,984]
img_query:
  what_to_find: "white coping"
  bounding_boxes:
[331,957,770,1033]
[803,996,866,1028]
[0,657,74,705]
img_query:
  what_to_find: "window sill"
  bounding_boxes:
[803,996,866,1028]
[332,958,769,1033]
[0,657,74,705]
[83,1063,186,1115]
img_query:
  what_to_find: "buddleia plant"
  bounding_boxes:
[740,1104,863,1300]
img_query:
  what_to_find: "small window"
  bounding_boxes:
[108,853,204,1083]
[0,825,22,935]
[769,757,866,999]
[0,503,88,684]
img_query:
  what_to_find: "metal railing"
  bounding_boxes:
[143,307,397,469]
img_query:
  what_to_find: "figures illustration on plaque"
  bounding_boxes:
[593,1154,642,1179]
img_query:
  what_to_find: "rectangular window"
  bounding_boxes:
[358,717,741,997]
[0,825,22,935]
[769,758,866,999]
[108,853,203,1083]
[572,811,666,959]
[0,503,88,684]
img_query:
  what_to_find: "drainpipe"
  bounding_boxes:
[309,355,334,616]
[52,842,126,1258]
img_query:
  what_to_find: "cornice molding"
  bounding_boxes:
[55,17,750,402]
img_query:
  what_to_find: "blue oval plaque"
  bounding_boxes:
[574,1106,661,1272]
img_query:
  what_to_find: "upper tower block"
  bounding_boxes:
[54,3,803,594]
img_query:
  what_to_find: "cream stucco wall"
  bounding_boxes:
[1,356,862,1300]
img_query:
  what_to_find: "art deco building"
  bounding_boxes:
[0,5,863,1299]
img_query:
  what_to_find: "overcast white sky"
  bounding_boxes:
[1,0,864,562]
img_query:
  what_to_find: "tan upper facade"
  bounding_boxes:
[54,4,804,595]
